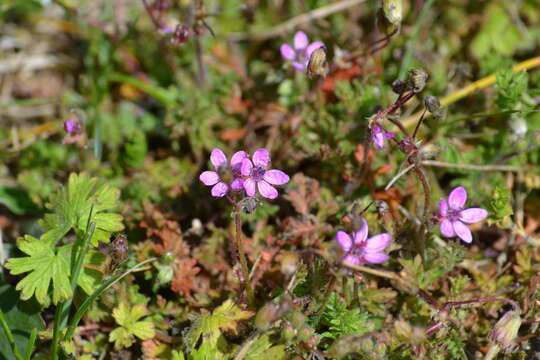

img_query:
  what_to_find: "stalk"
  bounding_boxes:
[234,205,255,308]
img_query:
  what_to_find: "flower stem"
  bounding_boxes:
[234,205,255,308]
[0,308,24,360]
[313,275,336,327]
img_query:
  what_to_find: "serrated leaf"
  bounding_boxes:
[110,302,155,349]
[40,173,124,246]
[185,299,253,351]
[5,236,105,306]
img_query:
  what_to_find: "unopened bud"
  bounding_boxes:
[489,311,521,350]
[282,323,296,340]
[424,95,442,118]
[408,69,428,93]
[255,303,280,331]
[307,47,328,79]
[382,0,403,26]
[392,80,409,94]
[280,251,299,277]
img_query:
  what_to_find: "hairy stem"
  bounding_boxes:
[234,205,255,308]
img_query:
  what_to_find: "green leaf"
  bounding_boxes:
[185,299,253,351]
[5,236,71,307]
[5,236,105,306]
[495,69,528,110]
[321,293,370,340]
[0,187,38,215]
[489,186,514,220]
[471,3,527,59]
[0,283,44,360]
[40,173,124,245]
[245,334,286,360]
[109,302,155,350]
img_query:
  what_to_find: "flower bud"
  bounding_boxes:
[391,79,409,94]
[382,0,403,26]
[307,47,328,79]
[408,69,428,93]
[489,311,521,350]
[424,95,442,118]
[255,302,280,331]
[280,251,299,277]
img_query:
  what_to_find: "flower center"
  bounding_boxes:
[446,208,461,221]
[252,166,265,181]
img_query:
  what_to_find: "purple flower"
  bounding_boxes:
[240,149,290,199]
[372,125,394,149]
[280,31,324,71]
[199,148,247,197]
[438,186,488,243]
[336,218,391,265]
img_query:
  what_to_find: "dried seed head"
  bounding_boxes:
[239,196,260,214]
[424,95,441,117]
[374,200,389,215]
[408,69,428,93]
[307,46,328,78]
[489,311,521,350]
[382,0,403,26]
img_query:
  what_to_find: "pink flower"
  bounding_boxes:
[199,148,247,197]
[371,125,394,149]
[240,149,290,199]
[336,218,391,265]
[280,31,324,71]
[438,186,488,243]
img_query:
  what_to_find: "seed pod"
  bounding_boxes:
[307,46,328,78]
[424,95,441,117]
[408,69,428,93]
[489,310,521,350]
[382,0,403,26]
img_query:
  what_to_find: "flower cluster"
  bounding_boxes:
[438,186,488,243]
[280,31,324,72]
[199,148,289,199]
[336,218,391,265]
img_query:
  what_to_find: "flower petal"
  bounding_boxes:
[364,252,389,264]
[373,132,385,149]
[263,170,289,185]
[365,233,391,253]
[336,231,353,252]
[459,208,488,224]
[306,41,324,57]
[448,186,467,210]
[353,218,368,245]
[440,219,455,237]
[280,44,296,60]
[292,61,305,71]
[453,221,472,243]
[294,31,308,50]
[199,171,219,186]
[343,254,361,266]
[231,178,244,191]
[252,148,270,167]
[258,180,278,199]
[210,148,227,169]
[211,182,228,197]
[243,178,256,197]
[231,151,247,169]
[240,158,253,176]
[439,198,448,217]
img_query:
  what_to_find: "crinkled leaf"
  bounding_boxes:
[40,173,124,245]
[110,302,155,350]
[185,299,253,351]
[5,236,106,306]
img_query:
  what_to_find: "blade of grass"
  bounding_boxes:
[0,308,24,360]
[23,328,37,360]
